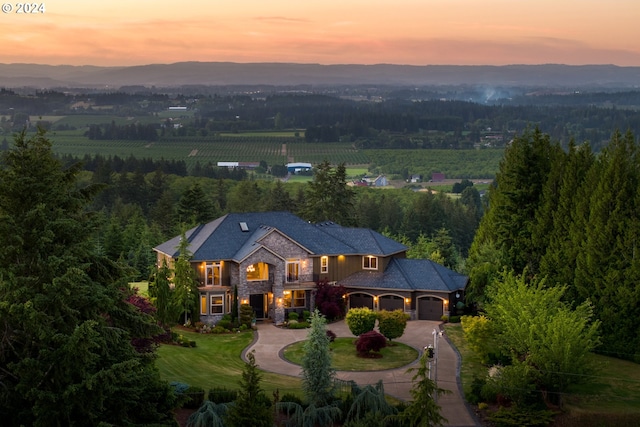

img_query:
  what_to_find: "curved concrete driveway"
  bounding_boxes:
[246,320,479,427]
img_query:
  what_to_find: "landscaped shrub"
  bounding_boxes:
[377,309,410,342]
[288,312,299,321]
[216,318,233,330]
[355,330,387,356]
[183,386,206,409]
[279,392,304,407]
[211,325,227,334]
[326,329,337,342]
[440,314,449,322]
[345,307,377,336]
[302,310,311,321]
[239,304,254,328]
[488,406,555,427]
[288,321,310,329]
[208,387,238,403]
[449,315,461,323]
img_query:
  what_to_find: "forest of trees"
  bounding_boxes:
[467,128,640,361]
[3,88,640,152]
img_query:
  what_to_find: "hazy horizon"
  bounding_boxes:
[1,1,639,67]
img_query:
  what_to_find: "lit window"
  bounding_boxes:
[286,259,300,282]
[200,295,207,315]
[210,295,223,314]
[246,262,268,281]
[205,262,221,286]
[363,255,378,270]
[320,256,328,274]
[284,290,306,308]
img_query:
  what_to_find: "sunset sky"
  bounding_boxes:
[1,0,639,67]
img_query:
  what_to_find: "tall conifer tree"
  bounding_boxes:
[0,129,175,426]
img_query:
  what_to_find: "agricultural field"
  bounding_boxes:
[41,125,501,178]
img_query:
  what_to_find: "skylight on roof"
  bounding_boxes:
[239,222,249,232]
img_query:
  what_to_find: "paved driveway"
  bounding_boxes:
[245,320,479,427]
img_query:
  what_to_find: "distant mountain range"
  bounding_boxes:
[1,62,639,89]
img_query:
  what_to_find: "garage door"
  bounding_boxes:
[379,295,404,311]
[418,297,443,320]
[349,293,374,309]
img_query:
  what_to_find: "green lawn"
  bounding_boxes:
[156,330,302,397]
[443,323,640,417]
[283,337,418,371]
[130,281,149,297]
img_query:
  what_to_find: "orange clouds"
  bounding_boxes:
[0,0,639,66]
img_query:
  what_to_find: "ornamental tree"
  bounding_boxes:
[377,309,410,342]
[345,307,377,336]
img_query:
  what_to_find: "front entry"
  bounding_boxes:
[249,294,267,319]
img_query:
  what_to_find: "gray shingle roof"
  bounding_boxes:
[340,258,468,292]
[153,211,408,262]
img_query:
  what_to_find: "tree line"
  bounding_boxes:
[467,127,640,361]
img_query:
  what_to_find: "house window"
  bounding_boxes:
[284,290,306,308]
[200,295,207,315]
[205,262,221,286]
[246,262,268,281]
[363,255,378,270]
[286,259,300,282]
[210,295,223,314]
[320,256,328,274]
[226,293,232,314]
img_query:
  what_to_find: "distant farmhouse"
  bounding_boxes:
[168,106,187,111]
[409,174,423,183]
[286,162,312,174]
[154,211,467,325]
[217,161,260,170]
[351,175,388,187]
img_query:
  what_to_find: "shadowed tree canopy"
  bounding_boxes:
[0,129,175,426]
[300,160,356,226]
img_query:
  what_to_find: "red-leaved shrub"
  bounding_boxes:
[355,330,387,355]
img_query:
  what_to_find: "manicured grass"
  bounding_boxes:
[283,337,419,371]
[130,281,149,297]
[443,323,640,415]
[156,329,302,397]
[442,323,484,397]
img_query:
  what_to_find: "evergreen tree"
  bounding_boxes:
[574,130,640,358]
[225,351,273,427]
[389,353,449,427]
[301,160,355,225]
[149,259,178,327]
[173,230,199,325]
[177,183,215,226]
[0,129,175,426]
[470,127,558,275]
[301,309,336,406]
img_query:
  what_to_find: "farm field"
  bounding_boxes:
[41,127,501,178]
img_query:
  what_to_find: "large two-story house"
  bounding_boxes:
[153,211,467,325]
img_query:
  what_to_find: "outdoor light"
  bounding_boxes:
[455,292,460,299]
[405,298,410,303]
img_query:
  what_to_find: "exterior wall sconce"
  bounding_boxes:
[241,299,248,305]
[405,298,410,303]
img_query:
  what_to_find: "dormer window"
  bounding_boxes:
[363,255,378,270]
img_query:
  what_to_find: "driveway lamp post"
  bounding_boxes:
[432,328,439,403]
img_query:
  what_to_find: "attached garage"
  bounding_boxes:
[349,293,374,309]
[418,296,443,320]
[379,295,404,311]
